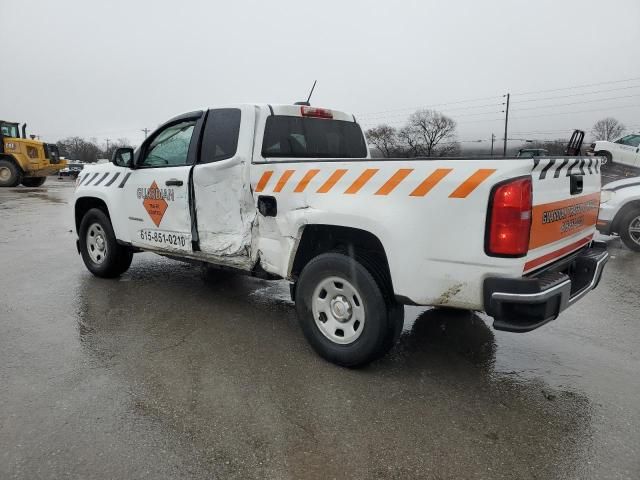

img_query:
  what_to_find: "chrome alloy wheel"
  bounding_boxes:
[86,222,108,264]
[629,215,640,247]
[312,276,366,345]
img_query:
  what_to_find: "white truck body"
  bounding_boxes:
[74,104,609,365]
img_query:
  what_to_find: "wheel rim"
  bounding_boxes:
[86,223,108,264]
[629,215,640,246]
[0,166,11,182]
[312,276,365,345]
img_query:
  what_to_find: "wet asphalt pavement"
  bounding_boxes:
[1,179,639,479]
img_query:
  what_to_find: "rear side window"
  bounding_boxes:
[261,116,367,159]
[200,108,241,163]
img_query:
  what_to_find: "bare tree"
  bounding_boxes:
[56,136,102,163]
[591,117,625,141]
[402,109,458,156]
[366,125,399,158]
[397,125,422,157]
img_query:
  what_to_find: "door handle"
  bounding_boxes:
[570,174,583,195]
[165,179,183,186]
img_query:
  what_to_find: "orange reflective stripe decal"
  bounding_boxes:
[449,169,496,198]
[294,169,320,192]
[410,168,452,197]
[317,169,348,193]
[255,171,273,192]
[273,169,295,192]
[345,168,378,194]
[375,168,413,195]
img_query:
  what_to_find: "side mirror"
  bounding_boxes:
[112,147,134,168]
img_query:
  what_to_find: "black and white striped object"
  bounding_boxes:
[531,158,601,180]
[76,171,131,188]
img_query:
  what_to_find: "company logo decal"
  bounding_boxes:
[137,181,174,227]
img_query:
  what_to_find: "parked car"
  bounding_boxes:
[598,176,640,251]
[73,103,608,366]
[59,162,84,178]
[589,134,640,168]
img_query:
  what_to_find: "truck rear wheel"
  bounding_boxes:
[0,159,23,187]
[79,208,133,277]
[619,208,640,252]
[295,252,403,367]
[21,177,47,187]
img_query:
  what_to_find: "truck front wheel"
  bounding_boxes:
[0,159,23,187]
[21,177,47,187]
[79,208,133,277]
[295,252,403,367]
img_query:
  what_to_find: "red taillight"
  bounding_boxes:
[300,106,333,119]
[486,177,532,257]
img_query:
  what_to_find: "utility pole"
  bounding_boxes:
[503,93,510,157]
[141,128,150,138]
[490,133,496,156]
[105,138,110,154]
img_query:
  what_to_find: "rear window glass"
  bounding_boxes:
[200,108,241,163]
[261,116,367,159]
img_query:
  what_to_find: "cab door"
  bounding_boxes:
[191,106,256,266]
[613,135,640,167]
[122,113,203,253]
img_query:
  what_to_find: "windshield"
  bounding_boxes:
[0,123,19,138]
[262,116,367,159]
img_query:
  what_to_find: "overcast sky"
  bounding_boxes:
[2,0,639,148]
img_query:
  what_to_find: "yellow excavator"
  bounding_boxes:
[0,120,67,187]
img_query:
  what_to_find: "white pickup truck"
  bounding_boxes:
[590,134,640,168]
[73,104,609,366]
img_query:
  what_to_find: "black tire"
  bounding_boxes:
[79,208,133,278]
[596,151,612,165]
[619,208,640,252]
[295,252,403,367]
[21,176,47,187]
[0,159,23,187]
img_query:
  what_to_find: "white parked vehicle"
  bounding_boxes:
[598,176,640,251]
[590,134,640,168]
[73,104,608,366]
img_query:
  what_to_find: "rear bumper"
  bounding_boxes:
[483,241,608,332]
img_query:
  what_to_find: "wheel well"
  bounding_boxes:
[75,197,110,233]
[0,154,23,173]
[291,225,394,293]
[612,200,640,233]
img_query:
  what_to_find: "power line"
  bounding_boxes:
[510,103,640,121]
[511,84,640,104]
[359,102,504,120]
[355,94,504,117]
[511,94,640,112]
[512,76,640,96]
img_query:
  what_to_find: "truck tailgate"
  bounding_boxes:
[525,157,603,273]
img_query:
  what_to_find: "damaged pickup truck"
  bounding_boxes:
[74,104,609,366]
